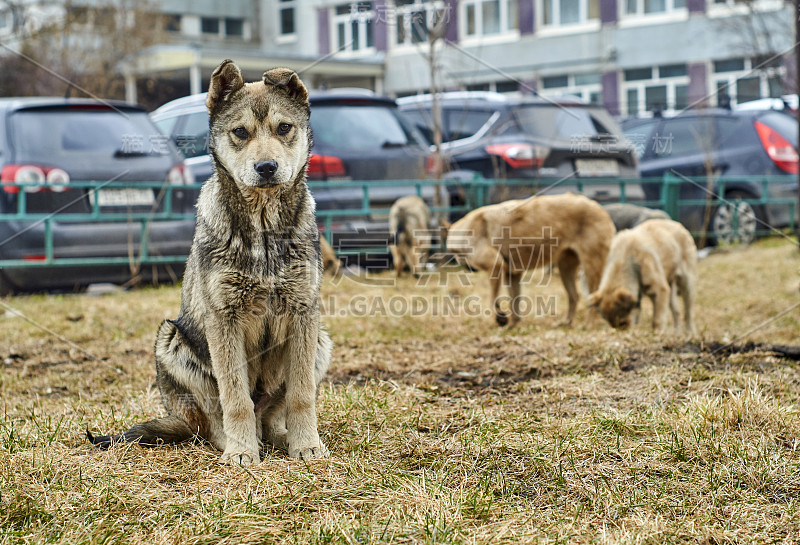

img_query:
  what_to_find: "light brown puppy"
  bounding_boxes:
[588,219,697,334]
[446,194,615,326]
[389,195,431,277]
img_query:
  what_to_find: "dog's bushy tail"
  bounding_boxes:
[87,416,195,449]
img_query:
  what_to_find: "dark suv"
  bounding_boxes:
[0,98,193,294]
[621,108,798,243]
[151,89,433,259]
[397,92,639,203]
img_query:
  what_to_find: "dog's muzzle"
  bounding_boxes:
[254,161,279,185]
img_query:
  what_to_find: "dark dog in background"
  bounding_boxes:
[603,203,670,231]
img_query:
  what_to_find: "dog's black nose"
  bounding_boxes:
[255,161,278,180]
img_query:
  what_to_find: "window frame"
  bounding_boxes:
[538,0,600,31]
[200,16,220,36]
[331,2,376,55]
[713,57,786,108]
[619,0,688,25]
[459,0,520,42]
[392,0,447,49]
[278,0,297,40]
[538,72,602,105]
[622,65,690,117]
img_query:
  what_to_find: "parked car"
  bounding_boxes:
[621,108,798,243]
[735,95,797,115]
[151,89,434,264]
[397,92,640,205]
[0,98,194,295]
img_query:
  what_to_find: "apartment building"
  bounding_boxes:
[1,0,792,115]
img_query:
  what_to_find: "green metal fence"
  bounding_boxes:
[0,175,796,270]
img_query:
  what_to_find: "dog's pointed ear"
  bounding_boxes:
[206,59,244,111]
[263,68,308,105]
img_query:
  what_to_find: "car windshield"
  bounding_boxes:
[10,107,169,163]
[513,105,612,143]
[311,104,425,150]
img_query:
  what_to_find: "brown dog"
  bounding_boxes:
[588,219,697,333]
[446,194,615,326]
[389,195,431,277]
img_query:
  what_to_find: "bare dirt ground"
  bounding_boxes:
[1,239,799,544]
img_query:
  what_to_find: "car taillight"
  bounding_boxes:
[1,164,70,194]
[485,143,548,169]
[307,154,346,179]
[46,168,70,193]
[167,163,193,185]
[754,120,798,174]
[425,154,444,176]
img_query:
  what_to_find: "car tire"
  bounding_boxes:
[711,190,763,245]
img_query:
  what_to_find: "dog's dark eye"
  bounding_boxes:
[232,127,249,139]
[277,123,292,135]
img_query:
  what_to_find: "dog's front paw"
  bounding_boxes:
[289,441,329,460]
[221,449,260,466]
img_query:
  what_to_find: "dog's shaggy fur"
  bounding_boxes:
[589,219,697,334]
[446,194,615,327]
[88,60,331,464]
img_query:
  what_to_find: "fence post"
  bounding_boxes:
[662,172,681,220]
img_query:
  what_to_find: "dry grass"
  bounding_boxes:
[1,238,800,544]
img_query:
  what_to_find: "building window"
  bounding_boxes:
[162,13,181,32]
[460,80,520,93]
[495,80,520,93]
[201,17,219,34]
[462,0,518,38]
[623,0,686,16]
[0,10,10,33]
[623,64,689,116]
[67,6,89,25]
[539,72,602,104]
[394,1,446,46]
[333,2,374,53]
[541,0,599,26]
[279,0,295,36]
[225,18,244,37]
[713,56,785,107]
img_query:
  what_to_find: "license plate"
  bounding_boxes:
[575,159,620,177]
[90,188,155,207]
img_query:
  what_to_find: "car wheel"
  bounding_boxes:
[711,191,762,245]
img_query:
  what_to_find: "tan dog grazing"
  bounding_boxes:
[588,219,697,334]
[446,194,615,327]
[389,195,431,277]
[320,235,341,276]
[87,60,331,464]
